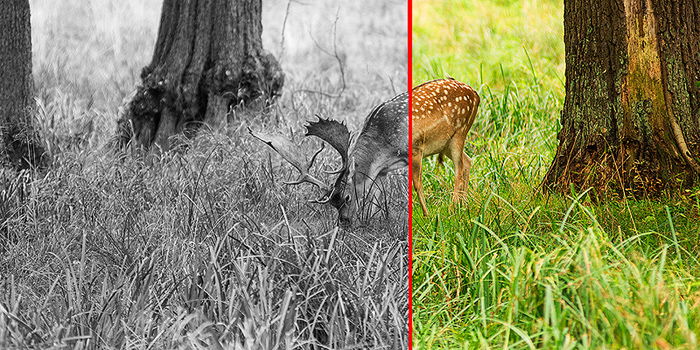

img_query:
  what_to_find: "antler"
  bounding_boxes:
[305,116,351,174]
[249,128,330,195]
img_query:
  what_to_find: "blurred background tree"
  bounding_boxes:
[0,0,44,170]
[118,0,284,151]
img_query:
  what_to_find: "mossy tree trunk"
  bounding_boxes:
[118,0,284,151]
[544,0,700,196]
[0,0,44,170]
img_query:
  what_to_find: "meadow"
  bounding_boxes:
[0,0,408,348]
[412,0,700,348]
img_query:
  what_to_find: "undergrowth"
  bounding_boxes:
[412,0,700,348]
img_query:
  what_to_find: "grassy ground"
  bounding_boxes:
[0,0,407,348]
[412,0,700,348]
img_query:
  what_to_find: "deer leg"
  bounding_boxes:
[447,135,468,205]
[412,151,429,216]
[360,164,387,219]
[461,152,472,194]
[435,153,445,173]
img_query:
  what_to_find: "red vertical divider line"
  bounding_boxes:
[407,0,413,347]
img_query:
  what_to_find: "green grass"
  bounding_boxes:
[412,0,700,348]
[0,1,407,348]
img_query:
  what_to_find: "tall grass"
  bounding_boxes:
[412,0,700,348]
[0,1,408,348]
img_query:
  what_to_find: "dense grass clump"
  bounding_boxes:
[412,0,700,348]
[0,1,408,348]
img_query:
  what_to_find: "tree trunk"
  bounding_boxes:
[118,0,284,151]
[0,0,44,170]
[544,0,700,197]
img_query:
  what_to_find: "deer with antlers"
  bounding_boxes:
[251,92,408,225]
[412,78,480,215]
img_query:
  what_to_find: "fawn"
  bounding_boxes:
[412,78,480,215]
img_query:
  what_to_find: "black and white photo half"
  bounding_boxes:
[0,0,408,349]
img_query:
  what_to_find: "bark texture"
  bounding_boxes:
[544,0,700,196]
[0,0,44,169]
[118,0,284,150]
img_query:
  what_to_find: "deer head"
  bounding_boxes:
[249,116,359,226]
[251,92,409,226]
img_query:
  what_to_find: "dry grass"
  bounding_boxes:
[0,1,408,348]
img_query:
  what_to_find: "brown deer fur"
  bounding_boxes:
[412,78,480,215]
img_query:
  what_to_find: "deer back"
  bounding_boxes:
[350,92,409,186]
[412,79,479,156]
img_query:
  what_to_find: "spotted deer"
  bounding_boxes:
[412,78,480,215]
[251,92,408,226]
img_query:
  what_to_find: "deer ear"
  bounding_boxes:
[305,116,351,165]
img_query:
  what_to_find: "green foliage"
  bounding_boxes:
[412,0,700,348]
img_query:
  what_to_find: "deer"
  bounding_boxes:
[250,92,408,226]
[412,78,480,216]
